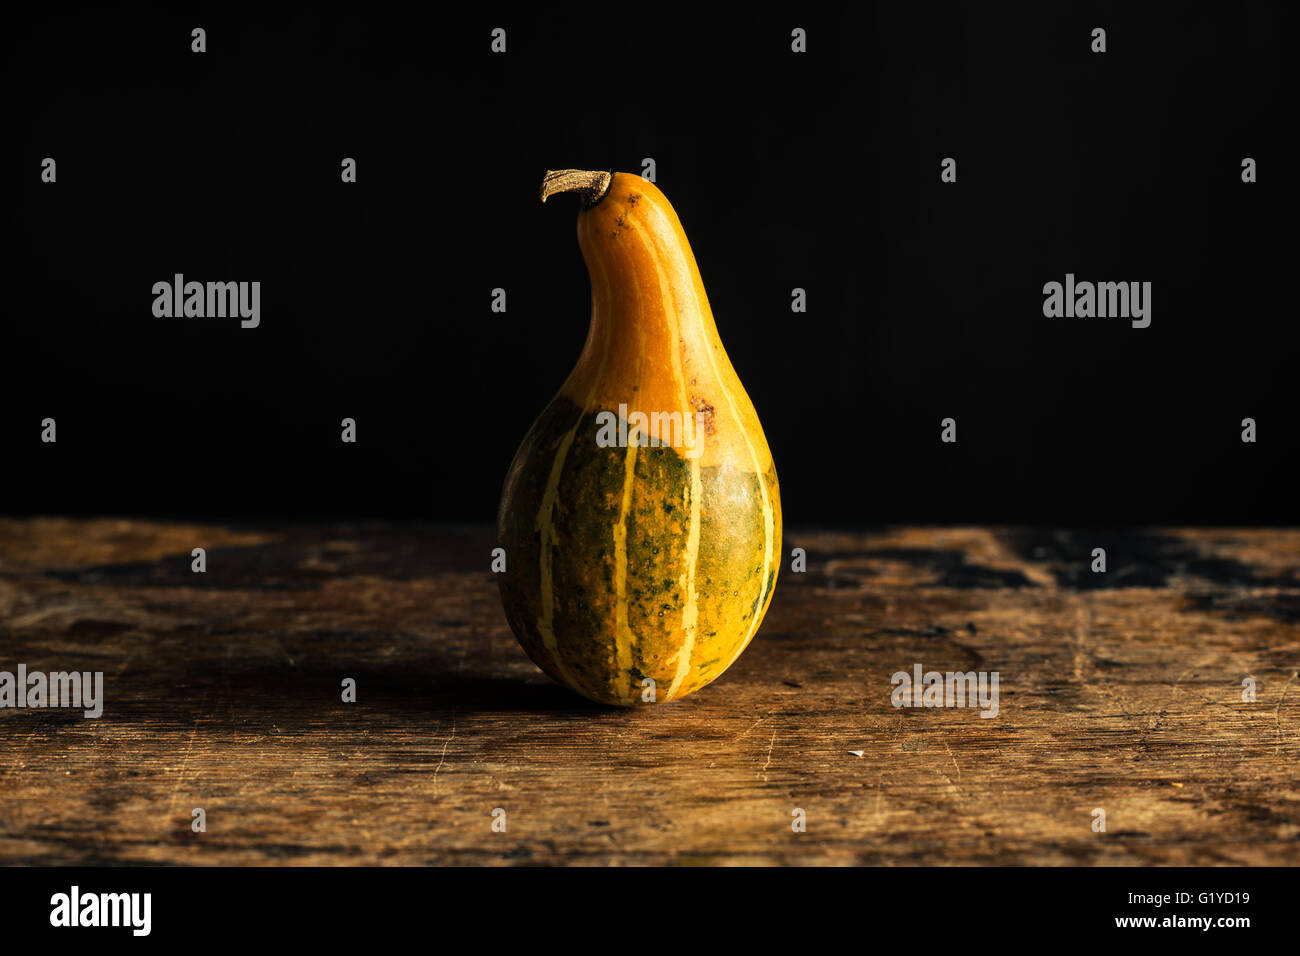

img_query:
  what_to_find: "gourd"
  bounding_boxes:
[497,169,781,705]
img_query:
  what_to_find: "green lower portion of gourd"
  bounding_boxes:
[498,395,780,705]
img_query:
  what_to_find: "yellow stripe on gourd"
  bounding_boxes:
[534,427,580,691]
[612,436,638,703]
[666,455,702,700]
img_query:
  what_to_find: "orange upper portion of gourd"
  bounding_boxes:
[559,173,774,474]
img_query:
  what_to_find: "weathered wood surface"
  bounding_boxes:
[0,519,1296,865]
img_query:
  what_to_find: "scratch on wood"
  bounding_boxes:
[1277,676,1296,756]
[163,719,201,823]
[759,730,776,781]
[433,715,457,797]
[730,715,770,743]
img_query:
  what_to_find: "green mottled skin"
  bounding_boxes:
[498,395,779,705]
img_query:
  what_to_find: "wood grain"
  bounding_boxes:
[0,519,1296,865]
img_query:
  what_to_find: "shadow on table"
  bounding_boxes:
[87,658,621,735]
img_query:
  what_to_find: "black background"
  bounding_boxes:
[8,2,1293,525]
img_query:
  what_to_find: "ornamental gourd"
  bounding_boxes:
[497,170,782,705]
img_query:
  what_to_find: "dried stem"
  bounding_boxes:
[539,169,613,207]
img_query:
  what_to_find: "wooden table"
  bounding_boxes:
[1,519,1296,865]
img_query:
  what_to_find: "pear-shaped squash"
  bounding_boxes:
[498,170,781,705]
